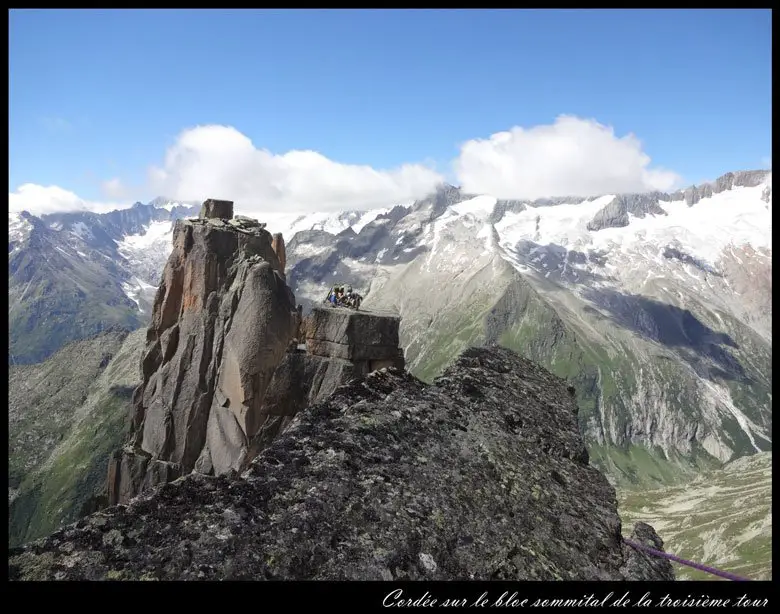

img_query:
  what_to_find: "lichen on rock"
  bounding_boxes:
[11,346,673,581]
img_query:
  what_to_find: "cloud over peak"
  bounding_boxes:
[10,115,685,216]
[8,184,127,216]
[147,125,444,216]
[454,115,682,200]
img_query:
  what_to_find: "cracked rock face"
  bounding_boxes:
[271,232,286,275]
[199,198,234,219]
[11,346,672,581]
[108,215,299,504]
[107,211,412,507]
[305,307,405,369]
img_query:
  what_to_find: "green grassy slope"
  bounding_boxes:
[617,452,772,581]
[9,235,143,364]
[8,329,146,547]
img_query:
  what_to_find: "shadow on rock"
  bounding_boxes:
[504,239,612,287]
[581,288,746,382]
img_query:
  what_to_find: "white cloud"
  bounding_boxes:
[148,125,444,215]
[9,117,691,219]
[453,115,682,200]
[101,177,129,199]
[8,184,127,216]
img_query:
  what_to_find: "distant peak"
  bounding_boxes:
[148,196,201,210]
[147,196,175,208]
[18,210,38,221]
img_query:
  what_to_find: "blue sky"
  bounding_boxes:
[9,9,772,213]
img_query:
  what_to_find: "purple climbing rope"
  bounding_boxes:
[623,538,751,582]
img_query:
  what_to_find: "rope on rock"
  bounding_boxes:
[623,537,751,582]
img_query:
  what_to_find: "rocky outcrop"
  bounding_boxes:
[271,232,286,274]
[230,306,407,461]
[8,346,673,581]
[108,202,298,505]
[305,307,405,373]
[761,184,771,204]
[671,170,770,206]
[199,198,234,219]
[620,522,676,581]
[243,350,361,461]
[716,170,769,192]
[107,205,408,506]
[586,193,668,232]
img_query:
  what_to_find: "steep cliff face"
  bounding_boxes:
[240,306,405,465]
[108,202,408,506]
[108,201,297,504]
[305,306,405,372]
[271,232,286,275]
[8,346,673,582]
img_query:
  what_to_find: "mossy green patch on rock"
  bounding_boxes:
[8,347,674,581]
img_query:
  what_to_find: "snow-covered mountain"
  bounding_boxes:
[8,199,199,364]
[8,171,772,489]
[278,170,772,487]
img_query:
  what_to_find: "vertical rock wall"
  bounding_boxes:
[108,201,408,506]
[109,202,298,504]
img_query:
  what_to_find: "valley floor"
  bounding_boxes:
[617,452,772,581]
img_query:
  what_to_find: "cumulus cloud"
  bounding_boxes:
[10,117,689,219]
[453,115,682,200]
[101,177,129,199]
[147,125,444,215]
[8,184,128,216]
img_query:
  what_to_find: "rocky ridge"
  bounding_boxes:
[587,170,770,231]
[9,346,673,581]
[108,200,406,505]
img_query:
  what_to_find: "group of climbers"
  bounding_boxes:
[326,283,363,310]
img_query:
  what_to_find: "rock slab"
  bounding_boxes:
[305,307,405,369]
[271,232,286,274]
[199,198,234,219]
